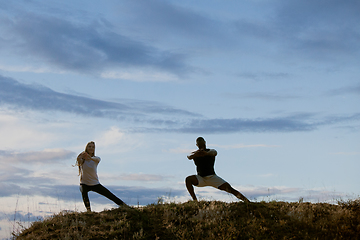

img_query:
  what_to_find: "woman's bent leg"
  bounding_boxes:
[92,184,125,206]
[80,184,91,211]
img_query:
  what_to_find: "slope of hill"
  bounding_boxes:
[14,199,360,239]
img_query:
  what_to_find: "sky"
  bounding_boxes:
[0,0,359,238]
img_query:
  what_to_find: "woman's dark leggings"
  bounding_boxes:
[80,184,125,211]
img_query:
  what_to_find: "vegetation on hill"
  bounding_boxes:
[14,199,360,239]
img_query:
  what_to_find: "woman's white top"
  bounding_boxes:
[80,156,101,186]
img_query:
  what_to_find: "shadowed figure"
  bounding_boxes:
[74,141,126,211]
[185,137,250,202]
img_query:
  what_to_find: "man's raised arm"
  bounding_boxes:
[187,151,197,160]
[207,149,217,156]
[187,149,217,160]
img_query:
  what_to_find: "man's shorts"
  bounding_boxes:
[196,174,226,188]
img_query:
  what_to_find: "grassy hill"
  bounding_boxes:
[14,199,360,239]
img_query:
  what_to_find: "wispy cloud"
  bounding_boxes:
[317,113,360,126]
[239,185,346,203]
[191,185,346,203]
[0,164,63,187]
[0,149,75,164]
[120,0,360,63]
[166,144,279,153]
[178,112,360,134]
[0,75,198,122]
[0,3,191,77]
[115,0,232,47]
[210,144,280,149]
[175,115,318,133]
[0,149,76,190]
[233,0,360,62]
[1,0,359,81]
[224,92,300,101]
[2,75,359,134]
[0,182,185,206]
[256,173,278,178]
[327,84,360,96]
[330,152,360,155]
[118,173,170,182]
[274,0,360,59]
[235,72,291,82]
[0,159,183,205]
[166,148,193,154]
[242,186,301,199]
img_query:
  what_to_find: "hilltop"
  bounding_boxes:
[14,199,360,239]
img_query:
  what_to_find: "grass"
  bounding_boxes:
[13,199,360,239]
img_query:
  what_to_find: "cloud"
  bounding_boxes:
[0,182,23,197]
[327,84,360,96]
[0,113,56,148]
[235,72,291,82]
[0,156,181,205]
[1,0,359,79]
[274,0,360,58]
[118,173,169,182]
[2,75,360,134]
[100,173,174,183]
[330,152,360,156]
[0,75,198,122]
[256,173,278,178]
[0,164,60,187]
[96,127,125,147]
[224,92,300,101]
[175,111,360,134]
[232,0,360,62]
[0,151,76,188]
[0,182,56,198]
[101,69,180,82]
[118,0,229,43]
[0,182,185,206]
[0,149,75,164]
[166,148,193,154]
[0,4,191,77]
[175,115,318,133]
[8,211,44,223]
[241,186,301,200]
[318,113,360,126]
[210,144,280,149]
[237,185,346,203]
[0,179,347,206]
[109,185,186,205]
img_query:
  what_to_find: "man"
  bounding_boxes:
[185,137,250,202]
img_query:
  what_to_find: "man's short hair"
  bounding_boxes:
[196,137,206,143]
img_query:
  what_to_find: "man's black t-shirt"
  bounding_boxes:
[193,149,216,177]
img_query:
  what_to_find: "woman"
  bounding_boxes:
[75,141,126,211]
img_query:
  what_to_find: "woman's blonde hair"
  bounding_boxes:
[73,141,95,176]
[84,141,95,156]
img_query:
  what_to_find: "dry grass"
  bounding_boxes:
[14,199,360,239]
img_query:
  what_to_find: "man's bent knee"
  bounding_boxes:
[186,175,198,186]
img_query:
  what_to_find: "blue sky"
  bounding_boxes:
[0,0,359,237]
